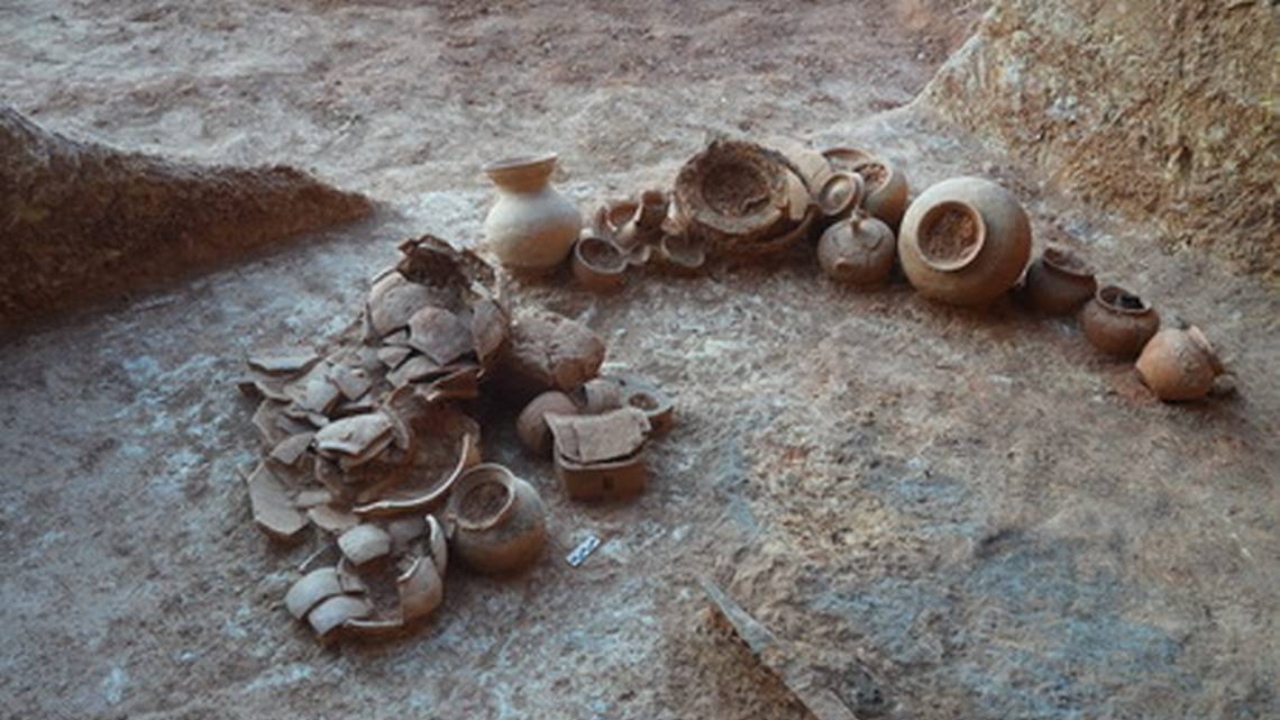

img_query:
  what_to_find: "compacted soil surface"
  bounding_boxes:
[2,2,1277,719]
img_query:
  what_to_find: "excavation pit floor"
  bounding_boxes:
[2,2,1278,719]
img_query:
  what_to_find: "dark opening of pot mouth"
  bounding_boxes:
[854,162,888,191]
[578,238,626,272]
[920,204,981,265]
[1043,246,1091,275]
[628,392,659,411]
[459,478,510,523]
[1099,285,1147,311]
[701,159,771,217]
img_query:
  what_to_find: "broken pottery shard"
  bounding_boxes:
[247,350,321,376]
[314,413,395,458]
[292,487,332,509]
[407,306,475,366]
[252,400,288,446]
[246,463,308,541]
[353,431,479,518]
[413,365,481,404]
[286,362,343,416]
[367,272,437,338]
[329,364,375,402]
[307,504,360,534]
[547,408,650,465]
[377,345,413,370]
[307,594,374,641]
[384,516,426,552]
[284,566,367,619]
[269,432,314,467]
[338,524,393,566]
[425,515,448,576]
[501,308,607,394]
[387,355,443,388]
[469,298,508,370]
[397,555,445,622]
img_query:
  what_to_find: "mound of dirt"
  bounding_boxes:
[920,0,1279,275]
[0,106,372,333]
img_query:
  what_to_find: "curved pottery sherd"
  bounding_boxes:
[818,213,897,287]
[898,177,1032,307]
[445,464,547,574]
[482,153,581,274]
[576,377,624,414]
[1080,285,1160,358]
[1021,245,1098,316]
[1136,326,1223,401]
[571,234,628,293]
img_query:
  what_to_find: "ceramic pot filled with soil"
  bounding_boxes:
[571,234,628,293]
[673,139,799,256]
[445,463,547,574]
[898,176,1032,307]
[850,158,909,230]
[1080,285,1161,358]
[482,153,582,274]
[1020,245,1098,316]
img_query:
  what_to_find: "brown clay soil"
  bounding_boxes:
[3,2,1279,720]
[920,206,980,262]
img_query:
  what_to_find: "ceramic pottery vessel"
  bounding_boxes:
[850,158,909,230]
[673,139,795,255]
[445,463,547,574]
[571,233,627,293]
[818,212,896,287]
[1080,285,1160,358]
[517,390,579,457]
[1136,326,1223,401]
[1021,245,1098,316]
[898,177,1032,307]
[482,153,581,273]
[817,171,865,219]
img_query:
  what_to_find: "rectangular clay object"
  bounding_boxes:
[555,451,647,500]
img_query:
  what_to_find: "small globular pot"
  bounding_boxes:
[851,158,910,230]
[1136,326,1224,401]
[1080,285,1161,358]
[817,212,896,287]
[517,390,579,457]
[897,177,1032,307]
[445,464,547,574]
[571,234,627,293]
[1020,245,1098,316]
[481,153,581,274]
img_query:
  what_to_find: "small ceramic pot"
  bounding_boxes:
[851,158,910,230]
[1021,245,1098,316]
[817,171,865,219]
[614,189,668,252]
[571,234,627,293]
[1080,285,1161,358]
[481,153,581,273]
[897,177,1032,307]
[817,212,896,287]
[1136,326,1223,401]
[517,390,579,457]
[445,464,547,574]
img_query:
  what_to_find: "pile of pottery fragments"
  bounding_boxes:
[243,136,1229,643]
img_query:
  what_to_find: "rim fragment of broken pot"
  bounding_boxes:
[571,234,628,293]
[351,407,481,517]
